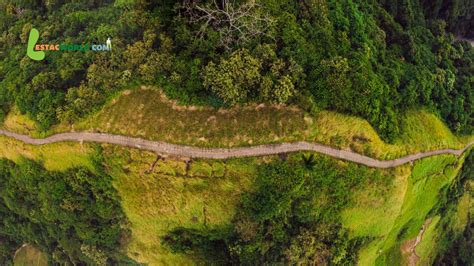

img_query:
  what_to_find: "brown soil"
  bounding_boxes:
[401,219,433,266]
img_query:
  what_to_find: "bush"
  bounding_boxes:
[0,158,133,264]
[163,156,385,264]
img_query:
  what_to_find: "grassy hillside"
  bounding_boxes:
[0,102,472,264]
[0,135,92,171]
[0,133,471,264]
[13,245,47,266]
[0,135,256,264]
[102,146,259,264]
[2,87,472,161]
[68,88,473,160]
[342,149,473,265]
[77,88,308,148]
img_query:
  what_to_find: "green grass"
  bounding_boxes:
[70,88,472,160]
[414,216,440,265]
[341,167,410,238]
[395,110,466,152]
[342,153,468,265]
[341,166,410,265]
[311,109,473,160]
[3,106,37,135]
[377,154,462,265]
[13,244,48,266]
[0,136,93,171]
[451,194,471,232]
[76,88,309,148]
[3,87,473,160]
[414,193,472,265]
[385,155,462,240]
[102,145,260,265]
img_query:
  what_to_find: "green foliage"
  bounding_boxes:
[162,227,231,264]
[0,0,472,139]
[301,153,316,170]
[423,0,474,38]
[163,156,385,264]
[435,219,474,265]
[203,49,262,105]
[0,157,133,264]
[202,46,302,105]
[0,0,160,126]
[434,150,474,265]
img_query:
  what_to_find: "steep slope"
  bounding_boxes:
[0,131,471,264]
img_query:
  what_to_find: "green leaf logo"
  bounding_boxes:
[27,28,45,61]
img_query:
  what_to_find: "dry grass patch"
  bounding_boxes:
[103,145,260,265]
[13,244,48,266]
[3,106,37,135]
[3,87,472,161]
[76,88,308,148]
[75,88,472,160]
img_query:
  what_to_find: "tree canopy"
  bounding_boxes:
[163,155,388,264]
[0,0,472,140]
[0,157,133,264]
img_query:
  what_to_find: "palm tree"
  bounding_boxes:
[301,153,316,170]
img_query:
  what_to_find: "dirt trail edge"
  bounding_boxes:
[0,129,472,168]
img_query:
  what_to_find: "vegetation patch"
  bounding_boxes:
[160,153,388,264]
[431,150,474,265]
[72,89,472,160]
[0,136,92,171]
[0,154,134,264]
[77,88,308,148]
[13,244,47,266]
[102,145,258,265]
[341,151,471,265]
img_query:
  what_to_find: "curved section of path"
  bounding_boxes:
[0,129,472,168]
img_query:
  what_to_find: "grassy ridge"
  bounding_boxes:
[378,155,461,265]
[101,145,260,265]
[0,98,472,264]
[0,135,471,265]
[76,88,308,147]
[3,88,473,160]
[44,88,474,159]
[342,150,472,265]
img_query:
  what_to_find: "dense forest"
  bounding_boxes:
[0,0,473,140]
[0,154,133,264]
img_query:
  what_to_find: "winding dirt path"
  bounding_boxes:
[401,219,432,266]
[0,129,472,168]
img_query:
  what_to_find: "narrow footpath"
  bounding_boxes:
[1,129,472,168]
